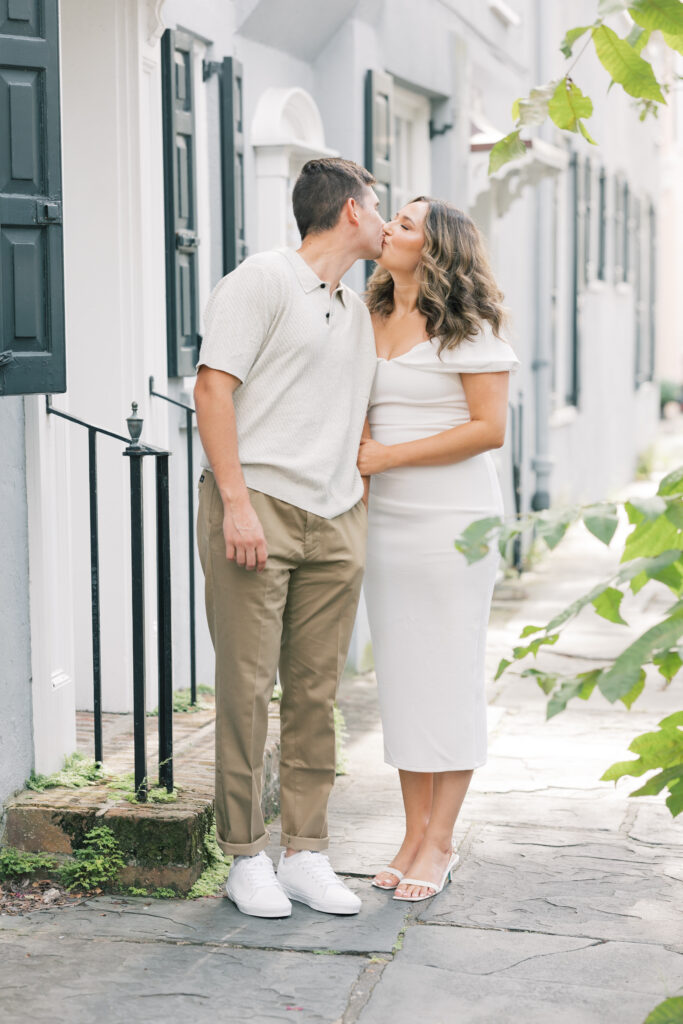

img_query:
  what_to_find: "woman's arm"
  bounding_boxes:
[359,415,372,504]
[357,372,509,475]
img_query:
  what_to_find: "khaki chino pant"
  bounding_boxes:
[197,471,367,856]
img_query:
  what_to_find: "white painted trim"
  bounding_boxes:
[550,404,579,428]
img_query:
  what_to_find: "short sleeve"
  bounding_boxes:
[196,255,284,382]
[438,323,519,374]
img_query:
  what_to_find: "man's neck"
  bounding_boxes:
[296,234,359,293]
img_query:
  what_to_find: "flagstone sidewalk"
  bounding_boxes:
[1,484,682,1023]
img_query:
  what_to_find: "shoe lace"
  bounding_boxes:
[300,853,341,887]
[240,852,278,890]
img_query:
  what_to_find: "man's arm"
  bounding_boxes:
[360,415,371,506]
[194,366,267,572]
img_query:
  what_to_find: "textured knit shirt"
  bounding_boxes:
[197,248,377,519]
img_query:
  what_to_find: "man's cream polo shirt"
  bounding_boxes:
[197,248,377,519]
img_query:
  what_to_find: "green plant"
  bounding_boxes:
[147,686,213,716]
[187,825,232,898]
[456,464,683,817]
[489,0,683,175]
[106,771,181,804]
[151,887,177,899]
[643,996,683,1023]
[125,886,149,897]
[59,825,126,892]
[26,752,105,791]
[0,847,58,881]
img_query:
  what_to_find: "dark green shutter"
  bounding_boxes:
[221,57,246,274]
[648,201,656,382]
[567,152,580,407]
[597,167,606,282]
[365,69,393,222]
[161,29,200,378]
[0,0,65,396]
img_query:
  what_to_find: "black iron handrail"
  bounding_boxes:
[45,397,173,800]
[148,376,197,705]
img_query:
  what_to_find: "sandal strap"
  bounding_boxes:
[399,877,438,890]
[377,866,403,880]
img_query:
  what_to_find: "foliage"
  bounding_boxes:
[187,825,232,898]
[643,997,683,1023]
[59,825,125,892]
[151,887,177,899]
[106,771,181,804]
[26,752,105,791]
[147,684,214,716]
[489,0,683,173]
[0,847,58,881]
[456,465,683,817]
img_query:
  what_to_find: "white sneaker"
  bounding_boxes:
[225,851,292,918]
[277,851,361,915]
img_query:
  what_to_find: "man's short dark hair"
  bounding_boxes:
[292,158,376,240]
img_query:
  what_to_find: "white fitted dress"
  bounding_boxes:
[364,327,519,772]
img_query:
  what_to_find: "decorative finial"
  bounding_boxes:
[126,402,143,447]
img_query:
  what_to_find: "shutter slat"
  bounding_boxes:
[221,56,246,274]
[0,0,65,396]
[365,69,394,223]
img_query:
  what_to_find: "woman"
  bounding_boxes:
[358,197,519,902]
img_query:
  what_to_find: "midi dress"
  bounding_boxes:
[363,326,519,772]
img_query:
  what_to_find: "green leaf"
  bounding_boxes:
[599,607,683,702]
[592,586,628,624]
[626,24,651,53]
[622,512,681,562]
[455,516,502,564]
[653,647,683,682]
[515,80,560,127]
[536,507,575,549]
[497,523,522,559]
[599,0,629,12]
[578,120,598,144]
[658,464,683,495]
[643,995,683,1023]
[629,0,683,35]
[630,761,683,797]
[521,668,557,695]
[495,658,511,681]
[583,503,619,545]
[665,777,683,815]
[619,667,645,708]
[560,25,592,58]
[520,624,545,637]
[488,130,527,174]
[548,78,594,132]
[547,670,600,718]
[592,24,666,102]
[665,497,683,529]
[511,98,520,120]
[662,30,683,54]
[629,570,649,595]
[512,633,560,660]
[626,495,667,521]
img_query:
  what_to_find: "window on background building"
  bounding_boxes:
[597,167,607,282]
[583,157,593,285]
[392,85,432,212]
[613,174,625,285]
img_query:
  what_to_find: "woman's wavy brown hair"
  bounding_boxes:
[366,197,507,354]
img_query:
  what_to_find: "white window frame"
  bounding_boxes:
[392,85,432,214]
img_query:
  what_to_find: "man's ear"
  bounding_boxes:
[345,196,361,227]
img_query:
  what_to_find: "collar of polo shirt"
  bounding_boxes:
[284,248,347,306]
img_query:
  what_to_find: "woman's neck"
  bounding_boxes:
[390,275,420,318]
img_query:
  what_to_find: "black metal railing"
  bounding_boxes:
[508,393,524,573]
[148,376,197,705]
[46,397,173,800]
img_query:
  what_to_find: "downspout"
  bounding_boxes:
[530,0,553,511]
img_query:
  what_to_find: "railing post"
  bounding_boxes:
[186,408,197,705]
[124,403,147,802]
[156,453,174,791]
[88,427,103,764]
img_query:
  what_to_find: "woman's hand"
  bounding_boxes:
[357,437,395,475]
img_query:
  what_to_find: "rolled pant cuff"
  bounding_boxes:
[280,832,329,852]
[216,832,270,857]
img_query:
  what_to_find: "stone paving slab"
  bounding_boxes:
[0,879,409,955]
[357,925,683,1024]
[416,824,683,944]
[0,931,364,1024]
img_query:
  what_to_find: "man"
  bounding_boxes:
[195,157,383,918]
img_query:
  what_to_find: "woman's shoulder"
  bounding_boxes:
[432,323,519,374]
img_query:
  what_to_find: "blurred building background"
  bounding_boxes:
[1,0,681,807]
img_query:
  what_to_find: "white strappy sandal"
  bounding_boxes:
[371,866,405,890]
[392,852,459,902]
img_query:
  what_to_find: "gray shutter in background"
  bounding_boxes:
[0,0,65,396]
[221,56,247,274]
[567,152,580,408]
[365,69,393,223]
[161,29,200,378]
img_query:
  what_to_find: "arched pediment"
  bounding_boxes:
[251,87,327,149]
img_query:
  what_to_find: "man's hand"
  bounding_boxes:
[223,497,268,572]
[357,437,395,476]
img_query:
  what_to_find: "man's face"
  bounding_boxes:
[356,186,385,260]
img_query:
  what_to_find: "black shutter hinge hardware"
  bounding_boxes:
[429,120,454,140]
[175,230,200,251]
[202,60,222,82]
[0,350,14,370]
[35,201,62,225]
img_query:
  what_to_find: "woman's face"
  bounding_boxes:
[378,200,429,276]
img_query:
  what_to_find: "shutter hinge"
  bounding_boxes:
[0,350,14,372]
[35,201,62,225]
[175,230,200,251]
[202,60,222,82]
